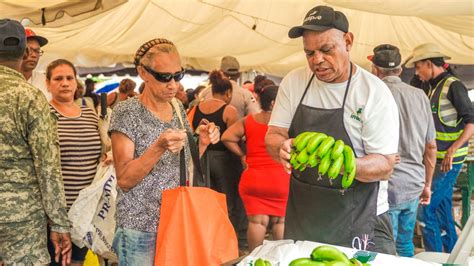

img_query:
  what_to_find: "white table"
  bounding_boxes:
[237,240,442,266]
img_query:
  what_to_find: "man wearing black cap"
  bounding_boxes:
[201,55,260,118]
[370,44,437,257]
[265,6,400,254]
[20,28,51,100]
[0,19,71,265]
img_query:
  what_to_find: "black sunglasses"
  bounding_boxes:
[141,64,185,83]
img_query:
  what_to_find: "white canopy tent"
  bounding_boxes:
[2,0,473,77]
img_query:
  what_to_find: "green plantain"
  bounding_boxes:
[296,132,317,152]
[306,133,328,154]
[331,140,345,160]
[317,149,332,176]
[327,154,344,180]
[310,245,350,265]
[342,145,356,189]
[316,136,335,158]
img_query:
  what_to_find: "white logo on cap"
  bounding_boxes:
[389,62,395,66]
[304,15,322,23]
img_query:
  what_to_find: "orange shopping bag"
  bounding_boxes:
[154,101,238,265]
[154,186,238,266]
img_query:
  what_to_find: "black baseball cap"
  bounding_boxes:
[288,5,349,38]
[368,44,401,68]
[0,19,26,53]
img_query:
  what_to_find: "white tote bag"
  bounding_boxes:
[68,162,118,261]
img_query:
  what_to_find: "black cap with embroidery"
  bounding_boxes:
[288,5,349,38]
[0,19,26,53]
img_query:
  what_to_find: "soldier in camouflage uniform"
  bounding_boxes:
[0,19,72,265]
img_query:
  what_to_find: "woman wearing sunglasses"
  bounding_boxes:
[108,38,219,265]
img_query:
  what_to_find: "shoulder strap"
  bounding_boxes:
[171,98,206,187]
[186,105,197,131]
[171,98,185,128]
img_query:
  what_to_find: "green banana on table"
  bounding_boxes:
[349,258,363,266]
[289,245,368,266]
[254,258,272,266]
[289,258,325,266]
[290,131,357,189]
[311,246,350,265]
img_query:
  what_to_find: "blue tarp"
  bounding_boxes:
[95,82,119,94]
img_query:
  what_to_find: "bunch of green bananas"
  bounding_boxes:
[289,245,369,266]
[290,132,356,189]
[254,258,271,266]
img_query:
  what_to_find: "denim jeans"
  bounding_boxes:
[112,227,156,266]
[420,163,462,252]
[388,198,419,257]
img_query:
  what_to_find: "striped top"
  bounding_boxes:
[50,105,102,209]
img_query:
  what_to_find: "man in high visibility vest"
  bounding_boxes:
[406,43,474,253]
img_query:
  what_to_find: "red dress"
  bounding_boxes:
[239,115,290,216]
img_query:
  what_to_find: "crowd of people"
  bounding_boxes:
[0,4,473,265]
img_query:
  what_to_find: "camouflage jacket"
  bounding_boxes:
[0,65,69,232]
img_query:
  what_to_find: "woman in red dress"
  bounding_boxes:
[222,83,290,251]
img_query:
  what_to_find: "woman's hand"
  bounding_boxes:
[240,155,248,170]
[101,151,114,165]
[157,129,187,154]
[199,122,220,146]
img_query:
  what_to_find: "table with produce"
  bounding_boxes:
[238,240,441,266]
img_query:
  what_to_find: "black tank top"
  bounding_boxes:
[193,104,228,151]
